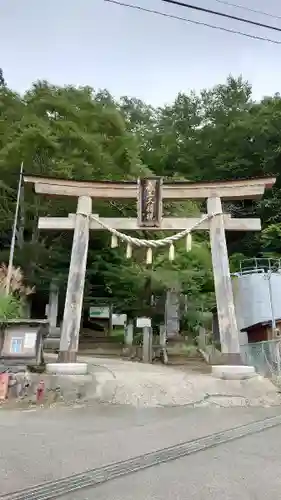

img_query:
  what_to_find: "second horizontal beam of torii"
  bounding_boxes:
[38,214,261,232]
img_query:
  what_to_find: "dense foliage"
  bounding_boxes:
[0,264,34,319]
[1,70,281,325]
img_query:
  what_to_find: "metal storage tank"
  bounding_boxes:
[232,259,281,339]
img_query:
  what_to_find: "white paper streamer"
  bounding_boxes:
[111,234,118,248]
[186,232,192,252]
[126,243,132,259]
[168,243,175,261]
[146,247,153,264]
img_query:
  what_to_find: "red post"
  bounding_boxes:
[36,380,45,402]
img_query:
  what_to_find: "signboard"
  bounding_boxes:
[112,314,127,326]
[138,177,162,228]
[8,329,38,354]
[89,306,110,319]
[10,337,23,354]
[0,321,47,367]
[136,317,151,328]
[24,332,37,349]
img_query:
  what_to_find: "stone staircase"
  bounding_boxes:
[44,328,210,373]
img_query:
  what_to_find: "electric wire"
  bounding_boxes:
[104,0,281,45]
[160,0,281,33]
[213,0,281,22]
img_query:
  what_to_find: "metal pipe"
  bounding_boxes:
[267,270,276,335]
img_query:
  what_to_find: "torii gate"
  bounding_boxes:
[24,175,275,368]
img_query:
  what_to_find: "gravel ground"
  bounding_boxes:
[77,356,281,408]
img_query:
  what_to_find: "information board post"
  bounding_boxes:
[142,326,152,363]
[159,324,168,364]
[124,322,133,347]
[137,317,152,363]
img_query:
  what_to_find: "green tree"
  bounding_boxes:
[0,68,5,86]
[0,82,148,292]
[2,74,281,324]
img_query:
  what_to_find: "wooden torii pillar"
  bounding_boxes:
[24,175,275,365]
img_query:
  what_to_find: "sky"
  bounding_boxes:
[2,0,281,106]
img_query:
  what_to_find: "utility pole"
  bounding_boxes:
[6,162,24,295]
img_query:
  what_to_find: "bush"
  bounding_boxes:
[0,263,34,320]
[0,263,34,297]
[0,294,24,320]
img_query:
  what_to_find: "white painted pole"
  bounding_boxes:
[6,162,24,295]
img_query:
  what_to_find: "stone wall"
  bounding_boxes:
[0,368,94,408]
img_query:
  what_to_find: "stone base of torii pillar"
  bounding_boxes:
[46,362,88,375]
[211,365,256,380]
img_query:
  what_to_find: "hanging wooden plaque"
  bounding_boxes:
[137,177,163,228]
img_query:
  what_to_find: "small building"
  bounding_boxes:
[241,319,281,344]
[232,258,281,336]
[211,258,281,348]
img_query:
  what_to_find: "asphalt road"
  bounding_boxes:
[1,404,281,499]
[64,425,281,500]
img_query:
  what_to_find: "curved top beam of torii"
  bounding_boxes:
[24,175,276,201]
